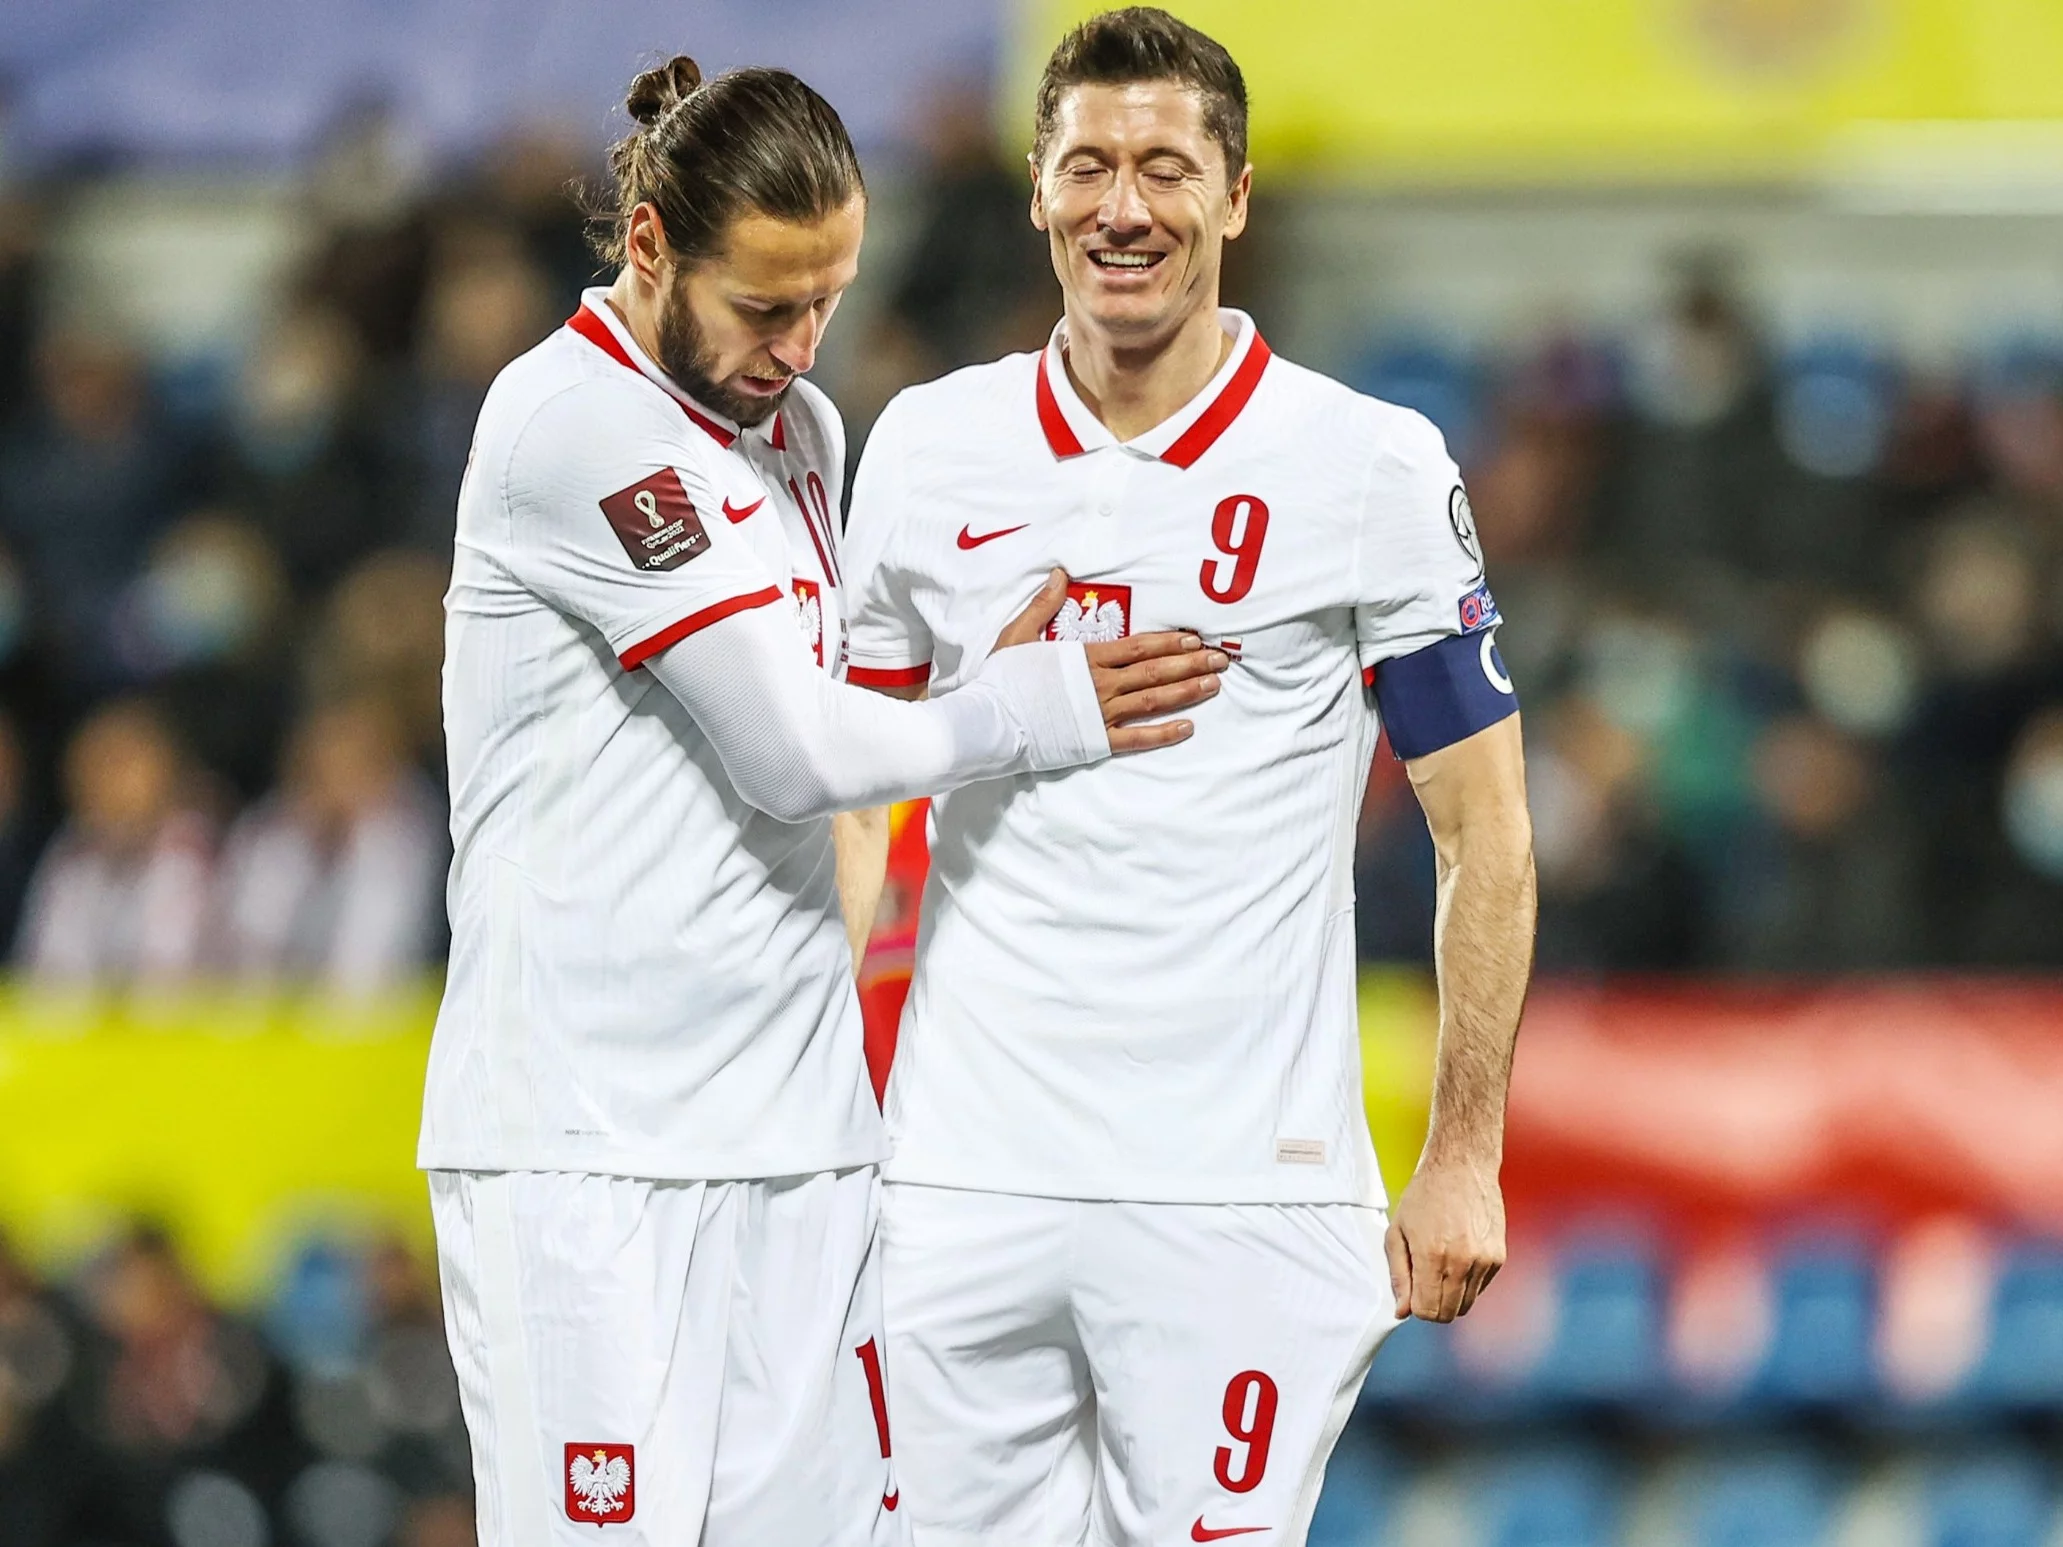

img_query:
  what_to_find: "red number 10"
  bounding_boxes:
[1200,494,1270,604]
[1213,1369,1278,1493]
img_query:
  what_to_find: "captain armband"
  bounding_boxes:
[1369,630,1519,760]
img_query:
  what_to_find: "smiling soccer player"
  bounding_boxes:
[842,11,1538,1545]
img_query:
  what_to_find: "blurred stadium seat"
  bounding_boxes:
[1687,1449,1838,1547]
[1923,1450,2054,1547]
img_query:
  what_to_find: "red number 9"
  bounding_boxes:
[1200,494,1270,604]
[1213,1369,1278,1493]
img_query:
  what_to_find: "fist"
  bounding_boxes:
[1383,1157,1506,1322]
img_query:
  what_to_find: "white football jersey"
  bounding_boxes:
[419,290,880,1181]
[844,310,1496,1206]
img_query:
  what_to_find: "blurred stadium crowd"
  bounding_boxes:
[0,1226,469,1547]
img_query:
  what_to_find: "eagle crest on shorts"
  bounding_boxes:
[1046,582,1132,644]
[566,1445,634,1521]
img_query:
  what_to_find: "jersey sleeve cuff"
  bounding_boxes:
[846,661,932,689]
[618,586,787,671]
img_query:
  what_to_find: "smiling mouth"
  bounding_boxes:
[1089,250,1165,273]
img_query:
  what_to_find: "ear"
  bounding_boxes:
[624,201,671,286]
[1028,151,1050,233]
[1223,162,1253,242]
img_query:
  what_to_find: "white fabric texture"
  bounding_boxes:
[432,1166,907,1547]
[879,1182,1397,1547]
[645,605,1106,824]
[843,311,1488,1207]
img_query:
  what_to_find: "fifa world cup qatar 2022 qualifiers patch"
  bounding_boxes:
[599,469,711,572]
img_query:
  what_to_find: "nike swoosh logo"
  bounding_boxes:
[1192,1522,1268,1542]
[956,523,1027,550]
[723,497,765,524]
[883,1489,900,1512]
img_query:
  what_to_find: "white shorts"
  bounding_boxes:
[879,1183,1398,1547]
[431,1167,907,1547]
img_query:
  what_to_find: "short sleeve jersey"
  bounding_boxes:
[842,310,1503,1206]
[418,290,880,1181]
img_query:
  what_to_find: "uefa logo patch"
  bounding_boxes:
[1046,582,1132,644]
[1458,580,1501,635]
[566,1443,635,1525]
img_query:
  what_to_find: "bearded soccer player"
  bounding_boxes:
[418,54,1225,1547]
[842,11,1536,1545]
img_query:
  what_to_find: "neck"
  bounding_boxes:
[605,270,668,375]
[1060,299,1232,442]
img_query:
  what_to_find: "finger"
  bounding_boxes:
[1455,1260,1490,1319]
[1102,677,1221,727]
[1383,1223,1411,1320]
[995,569,1069,650]
[1084,630,1210,668]
[1107,721,1194,754]
[1093,650,1229,703]
[1457,1249,1506,1318]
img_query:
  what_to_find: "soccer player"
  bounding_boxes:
[418,56,1225,1547]
[841,11,1537,1545]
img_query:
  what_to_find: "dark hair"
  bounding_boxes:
[1033,8,1248,173]
[589,55,865,268]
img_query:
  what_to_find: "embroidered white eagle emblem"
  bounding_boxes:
[1051,589,1128,643]
[569,1450,632,1514]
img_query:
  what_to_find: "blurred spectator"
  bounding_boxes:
[1961,705,2063,964]
[0,1231,84,1547]
[1719,713,1922,970]
[215,305,399,601]
[0,709,44,954]
[305,550,451,764]
[844,82,1053,439]
[0,328,169,687]
[68,1224,300,1546]
[16,699,212,985]
[1529,697,1706,970]
[214,697,445,992]
[114,511,295,799]
[476,128,602,310]
[1606,253,1783,586]
[0,192,45,433]
[397,239,551,551]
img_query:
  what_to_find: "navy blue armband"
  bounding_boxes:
[1371,630,1518,759]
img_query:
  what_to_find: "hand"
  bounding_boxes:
[1383,1155,1506,1322]
[997,570,1227,753]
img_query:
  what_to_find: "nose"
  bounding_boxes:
[1097,168,1152,237]
[767,312,822,377]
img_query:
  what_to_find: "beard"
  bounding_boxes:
[653,282,789,428]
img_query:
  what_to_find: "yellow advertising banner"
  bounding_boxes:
[1011,0,2063,179]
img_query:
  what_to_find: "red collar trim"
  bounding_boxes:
[566,305,738,450]
[1035,350,1085,458]
[1033,328,1273,467]
[770,411,786,451]
[1159,333,1272,469]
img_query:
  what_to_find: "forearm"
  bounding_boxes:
[1422,818,1535,1166]
[644,601,1106,823]
[833,807,892,971]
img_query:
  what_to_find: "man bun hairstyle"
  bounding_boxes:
[1034,7,1248,174]
[592,54,865,268]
